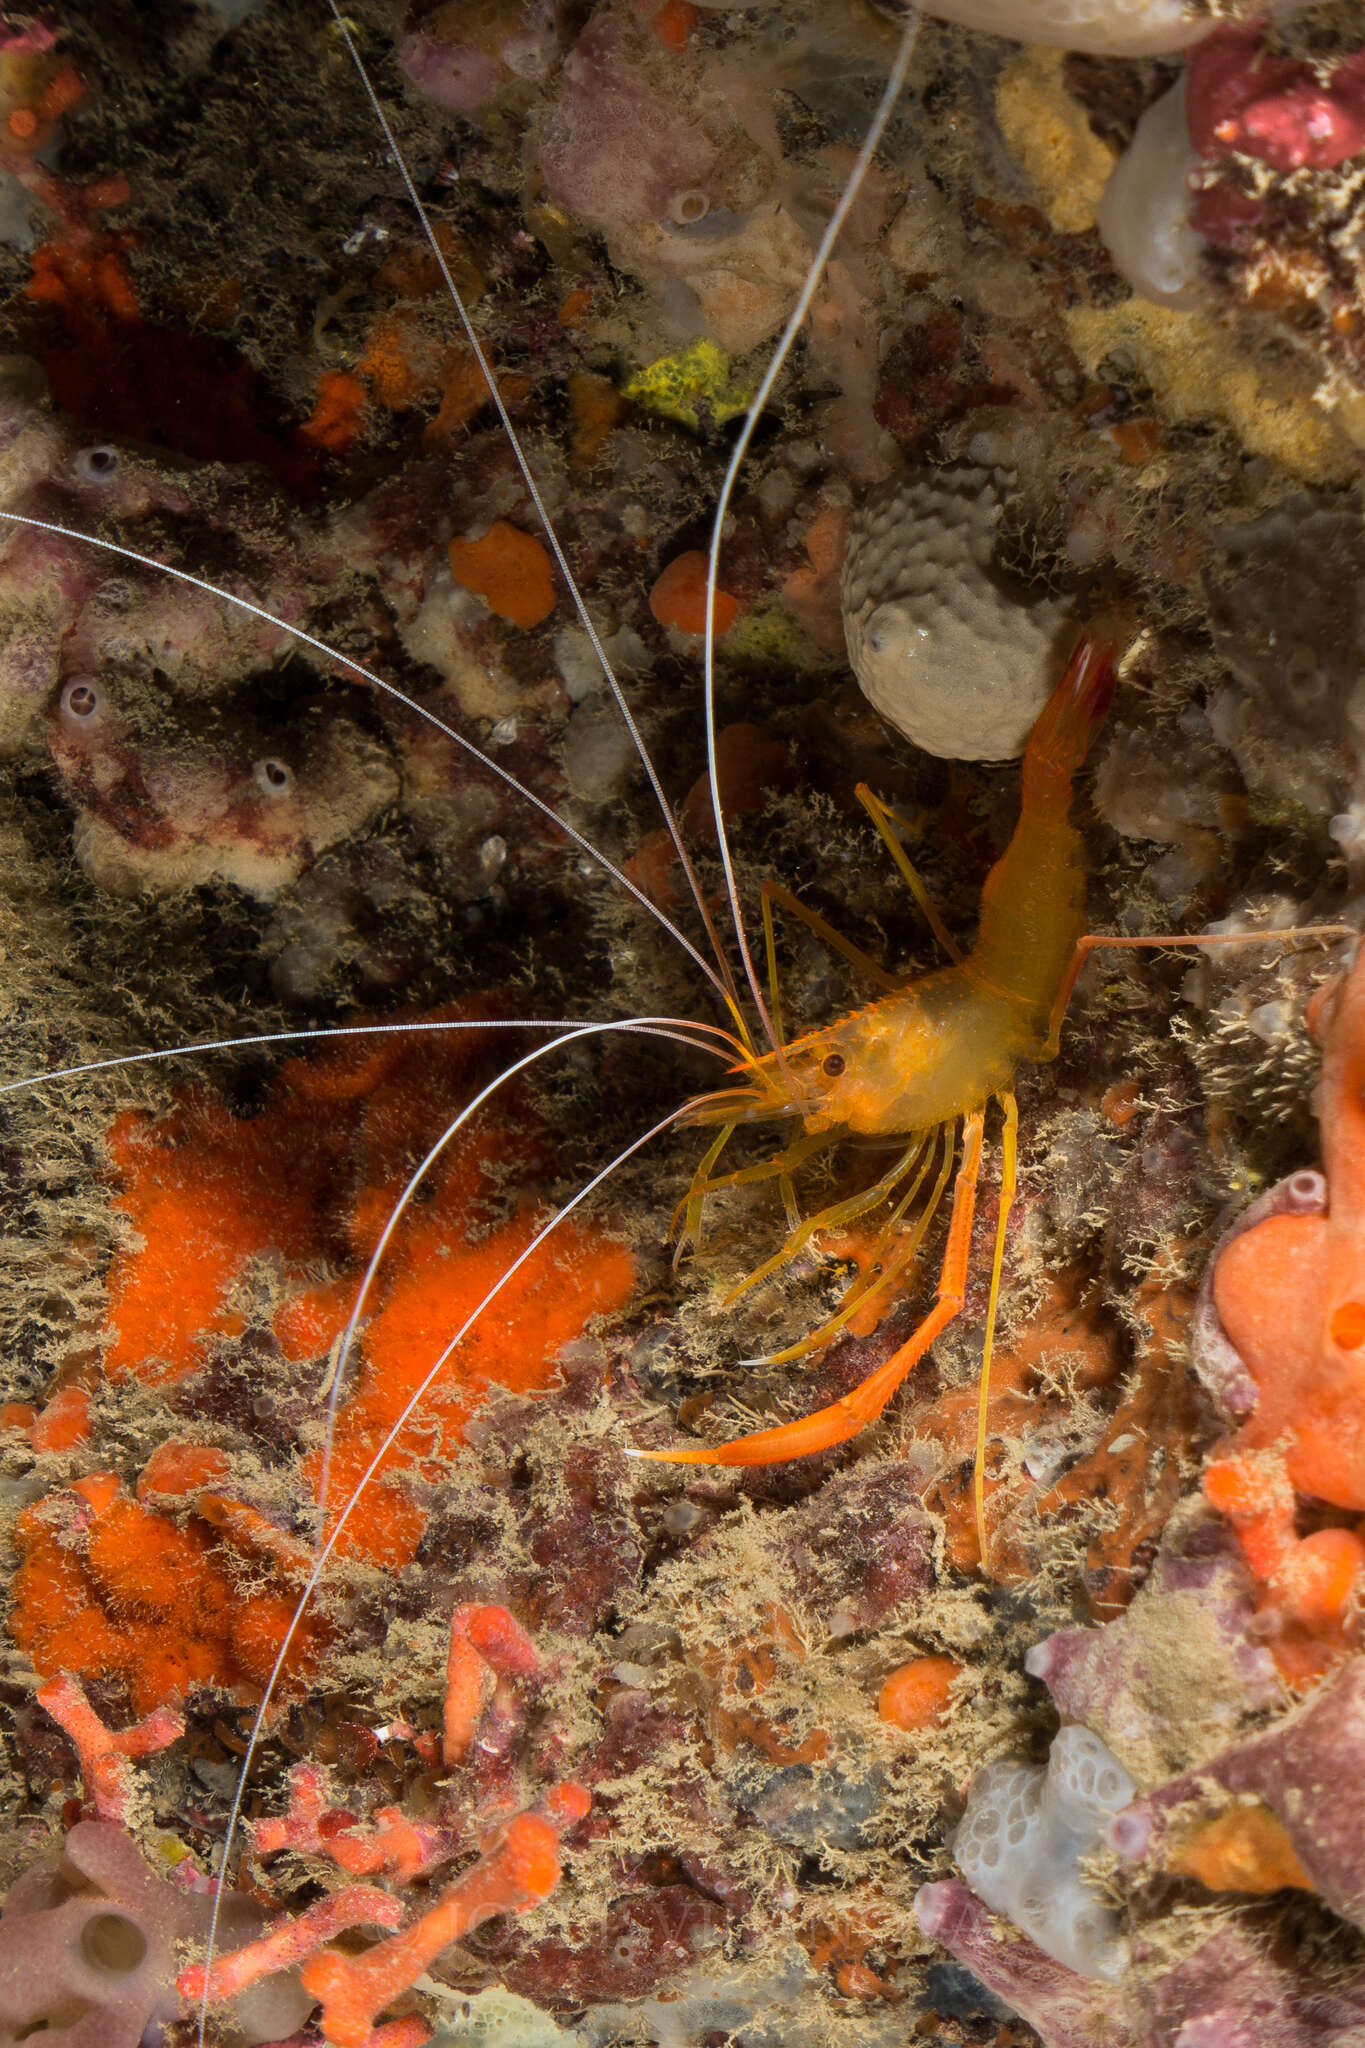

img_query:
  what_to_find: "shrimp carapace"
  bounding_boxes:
[638,634,1118,1525]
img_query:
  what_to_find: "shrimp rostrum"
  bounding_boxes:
[638,633,1117,1519]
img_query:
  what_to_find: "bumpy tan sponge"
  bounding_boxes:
[841,465,1069,762]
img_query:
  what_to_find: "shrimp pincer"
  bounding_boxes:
[637,633,1119,1527]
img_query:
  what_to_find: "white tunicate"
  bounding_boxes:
[554,625,605,703]
[841,465,1070,761]
[1096,77,1204,308]
[908,0,1299,57]
[953,1725,1135,1981]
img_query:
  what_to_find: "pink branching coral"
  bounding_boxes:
[186,1602,592,2044]
[35,1673,182,1825]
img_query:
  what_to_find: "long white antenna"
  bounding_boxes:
[0,510,734,1008]
[703,11,922,1046]
[326,0,743,1014]
[0,1013,742,1097]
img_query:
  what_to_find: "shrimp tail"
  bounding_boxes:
[1023,635,1116,788]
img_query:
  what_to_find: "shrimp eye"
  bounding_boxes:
[254,757,294,796]
[75,445,121,483]
[822,1052,847,1078]
[60,676,102,722]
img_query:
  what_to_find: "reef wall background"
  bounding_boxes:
[3,1,1365,2043]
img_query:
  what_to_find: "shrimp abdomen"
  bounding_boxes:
[969,637,1115,1030]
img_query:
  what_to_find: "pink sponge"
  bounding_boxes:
[0,1821,309,2048]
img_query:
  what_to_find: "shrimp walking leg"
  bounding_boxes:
[672,1128,830,1238]
[973,1090,1018,1567]
[638,1111,987,1467]
[854,784,962,964]
[1041,927,1357,1060]
[724,1136,931,1308]
[759,1132,950,1365]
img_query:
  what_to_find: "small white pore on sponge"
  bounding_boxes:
[953,1725,1135,1981]
[841,465,1070,762]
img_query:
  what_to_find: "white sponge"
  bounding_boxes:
[953,1726,1135,1981]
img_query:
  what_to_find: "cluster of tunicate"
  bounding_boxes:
[537,16,716,231]
[399,0,559,113]
[0,377,400,897]
[841,465,1072,760]
[530,11,835,356]
[953,1725,1135,1981]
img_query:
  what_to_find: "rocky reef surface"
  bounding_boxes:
[3,2,1365,2045]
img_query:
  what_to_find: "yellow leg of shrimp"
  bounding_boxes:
[722,1135,928,1308]
[1040,927,1356,1061]
[973,1091,1018,1572]
[675,1123,738,1263]
[637,1111,985,1467]
[671,1127,829,1239]
[855,784,962,965]
[758,1131,949,1364]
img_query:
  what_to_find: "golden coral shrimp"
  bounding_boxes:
[635,633,1116,1547]
[636,639,1350,1563]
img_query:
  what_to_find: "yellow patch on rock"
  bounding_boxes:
[994,47,1115,235]
[1064,297,1359,480]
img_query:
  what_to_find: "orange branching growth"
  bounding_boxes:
[917,1270,1198,1607]
[35,1672,182,1823]
[183,1605,585,2043]
[12,1469,324,1712]
[1206,946,1365,1680]
[649,550,743,637]
[300,1804,582,2048]
[448,521,557,629]
[178,1887,405,2007]
[1033,1280,1200,1618]
[917,1270,1112,1576]
[877,1654,961,1731]
[253,1762,446,1884]
[444,1603,541,1766]
[18,1009,634,1706]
